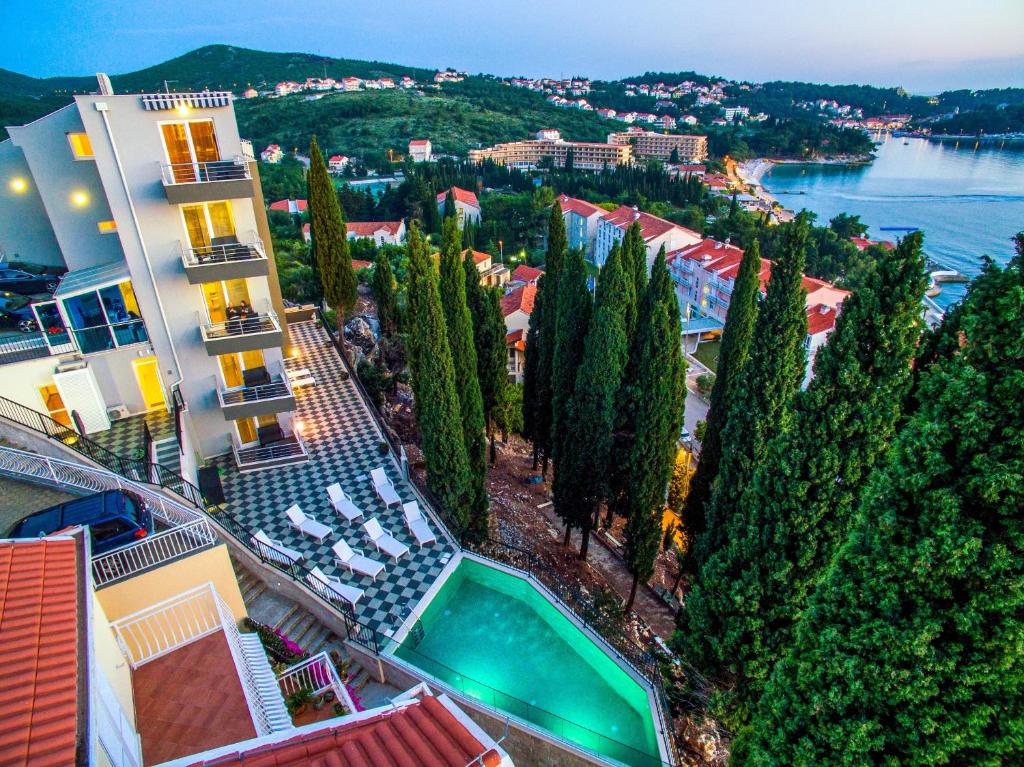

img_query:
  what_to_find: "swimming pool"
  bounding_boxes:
[392,557,663,766]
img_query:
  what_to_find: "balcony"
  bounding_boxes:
[217,361,296,420]
[160,159,255,204]
[233,428,309,472]
[200,308,283,355]
[181,233,269,284]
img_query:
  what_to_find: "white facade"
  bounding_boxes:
[408,140,432,162]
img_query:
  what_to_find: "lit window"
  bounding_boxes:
[97,220,117,233]
[67,133,94,160]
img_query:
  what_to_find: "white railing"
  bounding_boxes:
[201,310,281,342]
[91,518,218,587]
[218,359,294,409]
[277,651,356,716]
[160,158,251,186]
[232,431,308,468]
[181,232,266,268]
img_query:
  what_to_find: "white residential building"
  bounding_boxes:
[594,206,701,269]
[408,139,432,162]
[260,143,283,163]
[557,194,606,261]
[436,186,481,226]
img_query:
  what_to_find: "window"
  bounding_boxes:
[97,220,117,233]
[68,132,94,160]
[182,202,235,250]
[61,280,147,354]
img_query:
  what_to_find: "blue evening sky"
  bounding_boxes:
[6,0,1023,92]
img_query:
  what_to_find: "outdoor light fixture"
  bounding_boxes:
[71,191,89,207]
[294,420,305,434]
[176,102,191,116]
[10,177,27,193]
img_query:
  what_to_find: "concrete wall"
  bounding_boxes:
[91,592,136,717]
[0,139,64,266]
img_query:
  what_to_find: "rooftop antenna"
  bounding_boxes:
[163,79,178,94]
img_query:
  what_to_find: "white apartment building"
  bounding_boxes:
[468,137,631,171]
[557,194,606,261]
[436,186,481,226]
[593,205,701,269]
[345,220,407,246]
[408,139,432,162]
[0,76,304,474]
[607,128,708,162]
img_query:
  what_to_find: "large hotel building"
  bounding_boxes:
[607,128,708,162]
[468,130,631,170]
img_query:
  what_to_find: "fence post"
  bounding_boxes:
[399,445,409,481]
[46,457,58,482]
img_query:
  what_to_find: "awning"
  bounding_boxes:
[681,315,724,335]
[53,260,131,299]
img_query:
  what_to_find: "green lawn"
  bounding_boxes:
[692,339,721,372]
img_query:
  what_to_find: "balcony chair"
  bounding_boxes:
[252,530,303,567]
[332,539,385,581]
[363,517,410,562]
[370,466,401,507]
[242,365,272,389]
[306,566,363,608]
[285,505,333,543]
[257,422,286,446]
[326,483,363,522]
[402,501,436,546]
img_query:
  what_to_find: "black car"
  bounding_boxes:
[0,292,38,333]
[0,268,57,294]
[8,489,153,555]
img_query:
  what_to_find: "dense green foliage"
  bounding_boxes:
[307,137,356,321]
[464,253,509,455]
[404,223,473,529]
[622,252,686,608]
[685,239,762,555]
[521,276,544,463]
[734,249,1024,766]
[371,250,399,336]
[438,218,488,535]
[927,103,1024,135]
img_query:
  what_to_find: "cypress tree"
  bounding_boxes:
[692,216,809,571]
[685,239,762,558]
[465,251,509,464]
[685,233,928,726]
[734,251,1024,766]
[443,189,456,221]
[404,222,473,530]
[550,245,593,544]
[422,185,441,235]
[521,278,545,468]
[371,251,399,337]
[622,252,686,609]
[535,203,568,475]
[556,243,631,560]
[439,217,488,536]
[308,136,357,329]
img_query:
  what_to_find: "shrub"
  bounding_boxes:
[695,373,715,395]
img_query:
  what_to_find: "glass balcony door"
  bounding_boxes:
[235,413,279,448]
[161,120,221,183]
[202,278,252,324]
[218,350,266,389]
[62,281,148,354]
[183,202,236,257]
[30,301,74,354]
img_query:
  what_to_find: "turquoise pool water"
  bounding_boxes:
[394,558,662,766]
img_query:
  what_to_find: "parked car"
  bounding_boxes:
[0,291,38,333]
[0,268,57,294]
[8,489,153,555]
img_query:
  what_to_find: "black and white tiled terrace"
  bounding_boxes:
[211,321,456,634]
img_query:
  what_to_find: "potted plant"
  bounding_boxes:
[286,687,314,717]
[377,441,389,455]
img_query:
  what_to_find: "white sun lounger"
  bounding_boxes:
[285,505,333,543]
[363,517,410,561]
[252,530,303,566]
[326,483,363,522]
[370,466,401,507]
[402,501,436,546]
[307,566,363,608]
[332,539,385,581]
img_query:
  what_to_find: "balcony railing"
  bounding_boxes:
[0,332,74,365]
[160,158,251,186]
[181,234,266,268]
[91,518,218,587]
[277,651,356,717]
[217,360,296,418]
[232,431,308,471]
[200,308,283,354]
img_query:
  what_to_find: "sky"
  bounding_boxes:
[6,0,1024,92]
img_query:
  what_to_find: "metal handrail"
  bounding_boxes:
[277,651,357,715]
[201,311,281,340]
[218,360,294,408]
[181,233,266,267]
[231,431,307,467]
[91,518,218,587]
[160,157,251,185]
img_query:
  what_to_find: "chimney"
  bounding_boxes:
[820,304,830,315]
[96,73,114,96]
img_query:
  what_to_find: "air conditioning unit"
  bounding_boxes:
[107,405,130,420]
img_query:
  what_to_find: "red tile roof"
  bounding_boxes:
[346,220,404,237]
[556,194,605,218]
[436,186,480,209]
[500,283,537,317]
[511,264,543,283]
[188,694,502,767]
[351,259,374,270]
[0,537,81,767]
[669,238,772,290]
[849,236,895,251]
[409,139,430,146]
[806,303,839,335]
[506,328,526,350]
[269,199,308,212]
[466,249,491,265]
[602,205,698,242]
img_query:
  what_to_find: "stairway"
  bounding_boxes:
[152,436,181,476]
[237,632,294,733]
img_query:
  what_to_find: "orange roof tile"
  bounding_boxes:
[189,695,501,767]
[506,328,526,350]
[806,303,839,335]
[346,220,404,237]
[0,538,81,767]
[511,264,543,283]
[465,249,491,264]
[436,186,480,208]
[500,284,537,317]
[269,199,308,212]
[602,205,698,242]
[556,194,605,218]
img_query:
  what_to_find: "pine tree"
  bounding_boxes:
[534,203,568,475]
[622,252,686,609]
[693,218,809,571]
[685,233,928,727]
[521,278,545,467]
[465,251,509,464]
[308,136,357,328]
[438,217,488,536]
[556,243,631,560]
[404,222,473,531]
[686,239,762,557]
[550,245,593,544]
[734,252,1024,767]
[371,251,399,337]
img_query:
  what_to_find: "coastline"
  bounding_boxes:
[736,153,873,187]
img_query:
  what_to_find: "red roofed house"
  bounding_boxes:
[437,186,481,226]
[269,198,307,214]
[595,205,701,269]
[469,248,511,287]
[260,143,283,163]
[557,194,607,262]
[328,155,349,173]
[409,138,433,162]
[850,236,895,251]
[511,263,543,286]
[506,328,527,383]
[500,282,536,334]
[346,219,407,246]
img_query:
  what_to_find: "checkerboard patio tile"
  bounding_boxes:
[211,321,456,634]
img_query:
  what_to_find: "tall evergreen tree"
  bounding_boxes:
[443,189,456,221]
[534,203,568,475]
[404,222,474,530]
[464,251,509,464]
[371,251,399,337]
[550,245,593,544]
[422,184,441,235]
[308,136,357,328]
[521,278,545,468]
[622,252,686,609]
[692,216,810,571]
[438,218,488,536]
[556,243,631,560]
[734,251,1024,767]
[683,233,928,726]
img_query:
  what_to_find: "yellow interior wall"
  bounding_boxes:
[96,544,248,624]
[91,592,136,719]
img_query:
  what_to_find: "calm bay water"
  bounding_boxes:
[763,136,1024,308]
